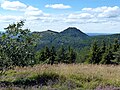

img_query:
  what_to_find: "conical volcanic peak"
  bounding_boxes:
[60,27,88,38]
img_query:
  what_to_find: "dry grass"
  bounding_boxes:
[1,64,120,89]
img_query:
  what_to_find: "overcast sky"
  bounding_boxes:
[0,0,120,33]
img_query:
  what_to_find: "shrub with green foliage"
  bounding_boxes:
[0,21,39,73]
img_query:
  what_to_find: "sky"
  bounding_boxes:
[0,0,120,33]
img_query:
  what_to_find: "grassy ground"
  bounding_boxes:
[1,64,120,90]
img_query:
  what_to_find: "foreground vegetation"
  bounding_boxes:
[1,64,120,90]
[0,21,120,89]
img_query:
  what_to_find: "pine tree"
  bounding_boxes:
[44,46,50,61]
[112,38,119,52]
[69,48,76,63]
[86,40,100,64]
[66,46,76,63]
[99,40,106,61]
[112,41,120,64]
[100,45,114,64]
[100,40,106,54]
[100,50,114,64]
[40,50,46,62]
[56,46,66,63]
[35,49,46,64]
[113,50,120,64]
[49,46,56,65]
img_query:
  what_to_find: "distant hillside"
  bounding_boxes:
[34,30,58,36]
[87,33,111,36]
[34,27,90,50]
[33,27,120,50]
[60,27,88,38]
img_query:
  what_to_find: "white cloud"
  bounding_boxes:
[0,1,51,22]
[82,6,120,18]
[26,6,39,11]
[45,4,71,9]
[97,6,120,18]
[1,0,27,11]
[68,13,94,19]
[0,14,23,22]
[82,6,108,12]
[0,1,66,23]
[25,9,43,16]
[66,6,120,24]
[24,6,50,21]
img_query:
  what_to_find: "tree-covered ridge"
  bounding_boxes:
[34,27,90,51]
[34,27,120,51]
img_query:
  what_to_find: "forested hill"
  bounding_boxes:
[60,27,88,38]
[33,27,120,50]
[33,27,88,38]
[34,27,89,50]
